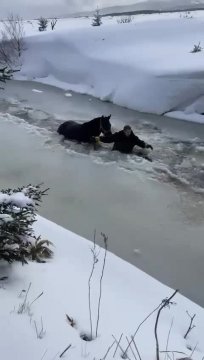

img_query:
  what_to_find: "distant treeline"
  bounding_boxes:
[101,7,204,18]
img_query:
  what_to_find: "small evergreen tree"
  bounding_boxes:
[0,67,13,82]
[0,67,16,89]
[38,17,48,31]
[92,9,102,27]
[0,184,53,264]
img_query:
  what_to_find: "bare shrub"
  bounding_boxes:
[0,14,25,67]
[88,230,99,339]
[191,42,202,53]
[117,16,133,24]
[82,232,108,341]
[154,290,178,360]
[180,11,193,19]
[184,311,196,339]
[95,233,108,338]
[51,18,57,30]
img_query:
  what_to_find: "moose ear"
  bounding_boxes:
[109,114,111,119]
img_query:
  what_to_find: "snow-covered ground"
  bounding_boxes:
[1,214,204,360]
[13,11,204,123]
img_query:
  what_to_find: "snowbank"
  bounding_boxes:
[17,12,204,123]
[1,215,204,360]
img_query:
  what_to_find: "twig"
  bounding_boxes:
[81,341,89,358]
[88,230,98,340]
[34,317,46,339]
[160,351,186,355]
[51,352,59,360]
[154,290,179,360]
[34,320,38,338]
[102,340,116,360]
[18,289,26,298]
[113,333,123,357]
[184,311,196,339]
[30,291,44,307]
[65,314,75,327]
[40,316,45,338]
[123,301,163,355]
[23,282,32,307]
[41,316,43,329]
[165,318,174,360]
[112,335,131,360]
[166,353,172,360]
[190,342,198,358]
[18,282,31,313]
[59,344,71,358]
[126,337,137,360]
[95,233,108,338]
[40,349,48,360]
[131,337,142,360]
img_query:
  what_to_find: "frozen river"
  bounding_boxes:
[0,80,204,306]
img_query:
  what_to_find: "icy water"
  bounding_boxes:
[1,80,204,306]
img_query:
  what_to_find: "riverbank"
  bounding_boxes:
[13,11,204,123]
[1,214,204,360]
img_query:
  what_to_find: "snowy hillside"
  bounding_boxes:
[102,0,204,14]
[1,214,204,360]
[78,0,204,16]
[16,11,204,124]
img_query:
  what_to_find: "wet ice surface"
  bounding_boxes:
[1,82,204,194]
[0,80,204,306]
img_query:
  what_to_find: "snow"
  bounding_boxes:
[10,192,34,207]
[1,215,204,360]
[12,11,204,123]
[0,213,13,223]
[0,193,10,204]
[1,13,204,357]
[0,191,34,207]
[32,88,43,93]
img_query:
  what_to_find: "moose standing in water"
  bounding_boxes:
[57,115,112,143]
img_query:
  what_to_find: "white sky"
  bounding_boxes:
[1,0,202,19]
[0,0,140,18]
